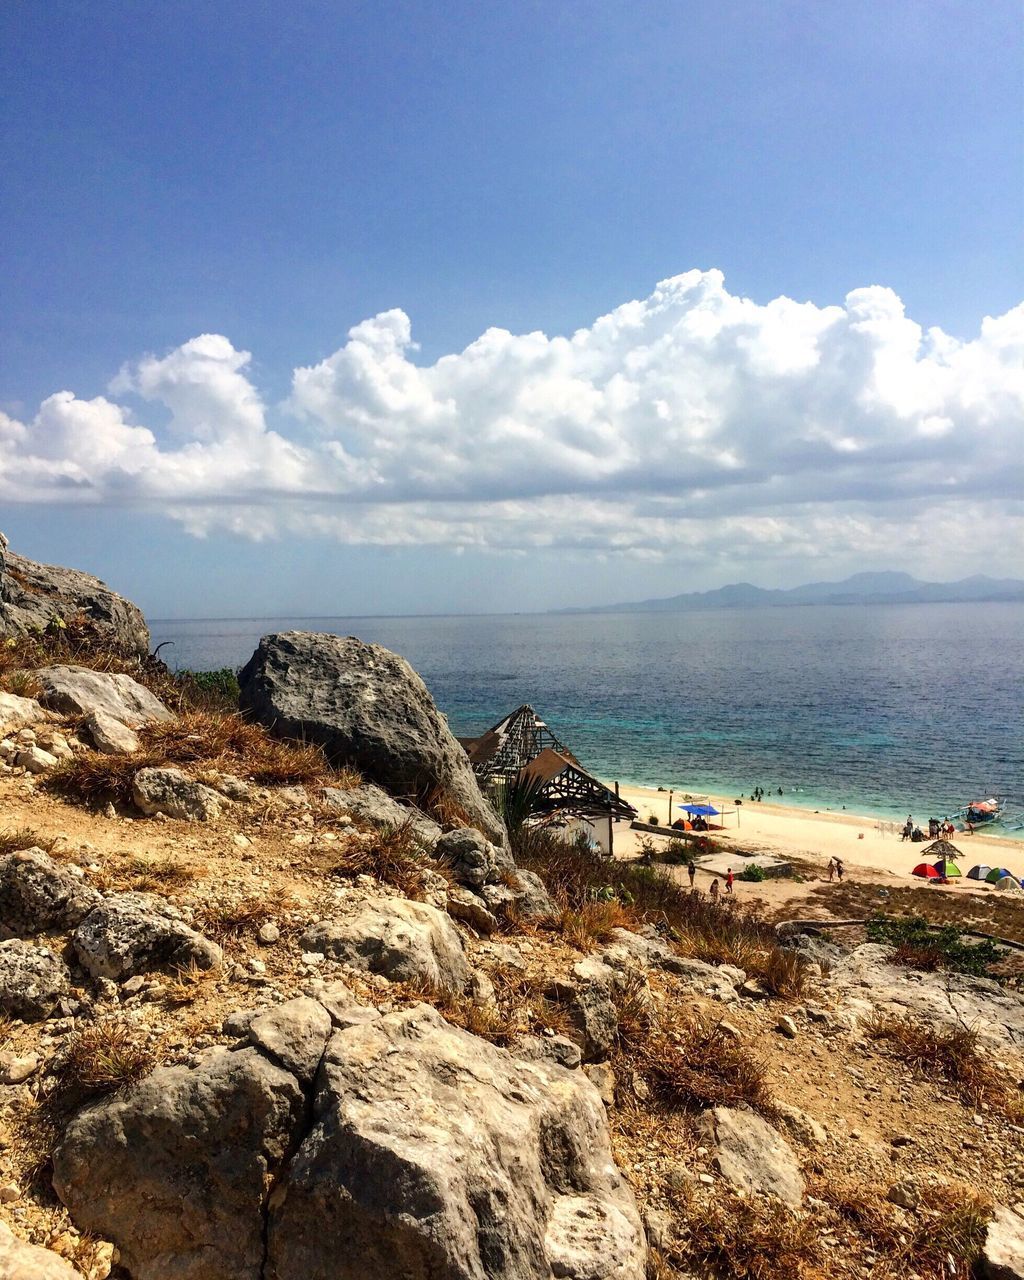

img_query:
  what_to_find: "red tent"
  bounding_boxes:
[912,863,940,879]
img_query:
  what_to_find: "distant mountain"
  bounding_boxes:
[556,572,1024,614]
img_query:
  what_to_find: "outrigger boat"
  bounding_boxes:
[952,797,1003,827]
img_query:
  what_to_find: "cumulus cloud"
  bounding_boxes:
[1,270,1022,565]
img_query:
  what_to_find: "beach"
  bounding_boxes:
[609,780,1023,883]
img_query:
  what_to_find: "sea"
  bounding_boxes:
[149,603,1024,837]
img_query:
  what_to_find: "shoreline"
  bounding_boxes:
[607,779,1024,883]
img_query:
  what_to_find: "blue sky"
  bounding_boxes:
[1,0,1021,618]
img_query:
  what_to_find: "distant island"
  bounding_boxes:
[555,571,1024,614]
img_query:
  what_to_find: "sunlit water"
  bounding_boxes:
[150,604,1024,836]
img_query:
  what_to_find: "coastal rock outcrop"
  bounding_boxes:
[72,893,223,980]
[265,1004,647,1280]
[0,939,71,1021]
[0,533,150,658]
[238,632,507,847]
[34,666,172,728]
[300,893,472,993]
[0,848,102,938]
[53,1046,307,1280]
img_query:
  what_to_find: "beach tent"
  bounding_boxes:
[966,865,993,881]
[912,863,940,879]
[985,868,1014,884]
[995,875,1023,892]
[933,859,962,878]
[678,804,720,817]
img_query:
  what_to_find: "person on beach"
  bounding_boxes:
[687,861,696,888]
[725,868,734,894]
[836,859,845,882]
[709,878,720,901]
[827,858,836,882]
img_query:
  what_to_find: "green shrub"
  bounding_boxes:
[865,914,1002,977]
[738,863,767,882]
[174,667,241,711]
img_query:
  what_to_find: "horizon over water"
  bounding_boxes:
[150,603,1024,839]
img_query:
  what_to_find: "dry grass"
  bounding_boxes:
[0,827,58,857]
[559,899,630,950]
[514,829,807,996]
[437,966,576,1046]
[329,822,436,899]
[194,888,298,942]
[622,1013,774,1115]
[661,1185,820,1280]
[866,1011,1024,1119]
[47,748,167,805]
[141,711,330,786]
[821,1179,992,1280]
[60,1021,156,1096]
[159,958,217,1006]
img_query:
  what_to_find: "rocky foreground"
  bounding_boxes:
[0,538,1023,1280]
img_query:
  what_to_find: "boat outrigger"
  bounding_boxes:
[952,797,1003,828]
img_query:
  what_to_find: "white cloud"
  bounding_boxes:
[1,270,1022,566]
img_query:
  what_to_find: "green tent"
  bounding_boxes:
[986,867,1014,884]
[933,859,962,877]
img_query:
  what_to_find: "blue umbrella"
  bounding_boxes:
[679,803,720,817]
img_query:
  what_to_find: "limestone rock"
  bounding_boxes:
[0,534,150,658]
[131,767,224,821]
[0,1219,86,1279]
[247,997,333,1086]
[239,632,506,847]
[0,690,46,735]
[53,1046,306,1280]
[511,1033,583,1070]
[0,848,102,937]
[300,894,471,994]
[700,1107,804,1206]
[549,965,620,1063]
[480,870,556,921]
[434,826,514,886]
[446,883,500,935]
[303,980,383,1031]
[35,665,172,727]
[16,744,58,773]
[983,1204,1024,1280]
[320,783,441,845]
[85,709,140,754]
[0,939,71,1020]
[73,893,223,980]
[265,1004,646,1280]
[775,1102,827,1148]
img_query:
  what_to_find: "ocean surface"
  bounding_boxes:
[149,604,1024,835]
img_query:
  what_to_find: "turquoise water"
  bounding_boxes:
[150,604,1024,836]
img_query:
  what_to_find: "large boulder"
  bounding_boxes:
[34,666,172,727]
[0,939,71,1020]
[697,1106,804,1207]
[53,1046,308,1280]
[320,783,442,846]
[0,690,46,735]
[434,826,515,887]
[239,633,506,847]
[131,767,224,821]
[0,848,102,938]
[0,534,150,658]
[0,1220,86,1280]
[72,893,222,980]
[300,894,471,994]
[265,1004,647,1280]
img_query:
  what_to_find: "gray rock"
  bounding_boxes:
[0,847,101,937]
[777,1014,799,1039]
[34,665,172,726]
[300,894,471,994]
[549,966,620,1063]
[73,893,223,980]
[0,691,46,735]
[887,1180,920,1210]
[511,1033,583,1070]
[303,980,382,1031]
[584,1061,617,1106]
[16,744,58,773]
[480,870,556,922]
[239,632,506,847]
[446,883,500,935]
[983,1204,1024,1280]
[247,997,333,1085]
[0,1219,86,1279]
[434,826,515,886]
[699,1107,804,1206]
[131,766,224,821]
[85,709,140,754]
[320,783,442,845]
[827,943,1024,1049]
[53,1046,306,1280]
[0,940,71,1020]
[0,533,150,658]
[264,1004,646,1280]
[775,1102,827,1147]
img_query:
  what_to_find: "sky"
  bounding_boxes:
[1,0,1022,618]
